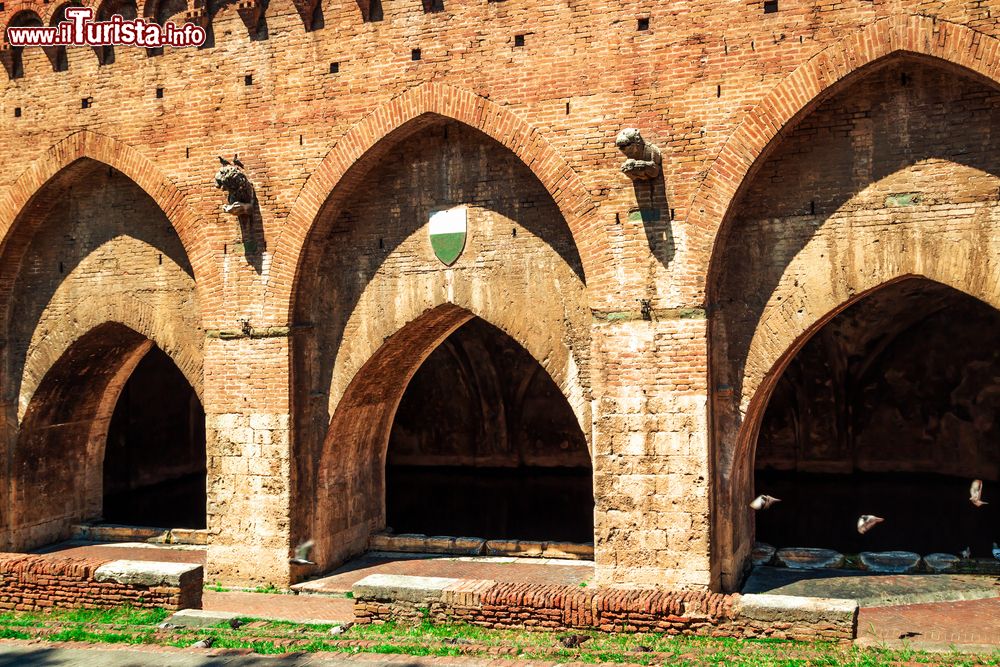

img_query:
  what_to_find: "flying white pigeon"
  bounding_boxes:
[970,479,988,507]
[330,622,354,636]
[289,539,315,565]
[993,542,1000,562]
[960,546,971,560]
[857,515,884,534]
[749,495,781,511]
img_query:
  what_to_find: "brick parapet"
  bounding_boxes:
[353,577,856,642]
[0,553,203,611]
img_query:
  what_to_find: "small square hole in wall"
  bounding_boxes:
[637,17,649,31]
[514,34,525,47]
[329,62,339,74]
[14,107,21,118]
[763,0,778,13]
[155,87,164,98]
[244,74,253,85]
[366,0,383,21]
[81,97,91,109]
[411,48,421,61]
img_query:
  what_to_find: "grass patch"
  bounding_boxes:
[0,606,995,666]
[49,627,152,645]
[0,627,31,640]
[59,606,169,626]
[250,583,283,594]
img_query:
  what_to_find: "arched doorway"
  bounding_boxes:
[708,54,1000,587]
[0,154,204,551]
[290,112,593,573]
[753,278,999,556]
[103,346,206,529]
[385,317,592,543]
[11,324,206,547]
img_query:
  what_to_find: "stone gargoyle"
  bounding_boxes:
[215,154,255,216]
[615,128,662,181]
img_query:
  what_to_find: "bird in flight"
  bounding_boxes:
[750,495,781,511]
[290,539,315,565]
[857,515,884,534]
[970,479,988,507]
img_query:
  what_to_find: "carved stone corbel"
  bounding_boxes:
[214,155,255,218]
[615,128,662,181]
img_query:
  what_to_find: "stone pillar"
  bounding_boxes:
[203,333,292,587]
[0,398,12,552]
[591,315,712,590]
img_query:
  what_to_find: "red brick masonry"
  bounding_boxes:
[353,576,857,642]
[0,553,203,612]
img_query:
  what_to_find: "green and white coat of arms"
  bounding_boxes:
[428,206,467,266]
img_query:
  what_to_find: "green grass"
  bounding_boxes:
[0,606,996,666]
[250,583,284,594]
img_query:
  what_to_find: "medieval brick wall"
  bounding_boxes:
[0,0,997,591]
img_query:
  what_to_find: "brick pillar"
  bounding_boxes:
[591,315,712,590]
[203,333,292,587]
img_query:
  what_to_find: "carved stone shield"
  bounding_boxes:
[428,206,467,266]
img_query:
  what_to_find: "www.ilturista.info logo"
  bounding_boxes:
[6,7,206,48]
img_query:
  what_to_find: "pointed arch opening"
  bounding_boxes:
[289,110,593,574]
[103,345,206,529]
[307,305,593,573]
[0,148,204,551]
[386,316,592,543]
[753,278,999,556]
[11,324,206,549]
[708,52,1000,589]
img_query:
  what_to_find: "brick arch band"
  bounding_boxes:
[690,14,1000,305]
[268,81,605,323]
[19,295,203,421]
[0,131,212,318]
[302,301,594,575]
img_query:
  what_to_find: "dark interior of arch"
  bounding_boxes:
[754,279,1000,556]
[102,347,206,528]
[385,318,593,543]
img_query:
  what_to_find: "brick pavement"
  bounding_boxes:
[293,553,594,594]
[33,541,207,565]
[201,591,355,623]
[857,597,1000,652]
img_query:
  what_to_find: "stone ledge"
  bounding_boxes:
[94,560,203,588]
[353,574,462,603]
[735,593,859,628]
[72,524,210,545]
[368,533,594,560]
